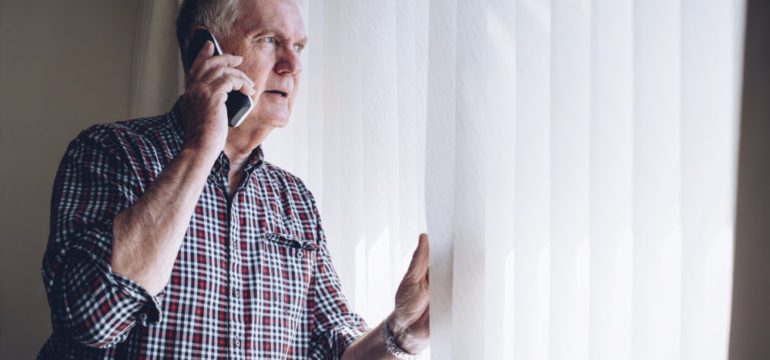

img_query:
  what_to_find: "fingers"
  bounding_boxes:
[405,233,430,282]
[189,41,216,77]
[202,67,255,90]
[185,42,255,100]
[187,41,245,83]
[192,54,244,82]
[210,75,257,100]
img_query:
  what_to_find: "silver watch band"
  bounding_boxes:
[381,321,417,360]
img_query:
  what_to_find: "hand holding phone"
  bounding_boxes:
[184,29,254,127]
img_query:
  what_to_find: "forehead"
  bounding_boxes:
[237,0,306,38]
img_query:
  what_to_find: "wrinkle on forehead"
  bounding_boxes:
[237,0,306,39]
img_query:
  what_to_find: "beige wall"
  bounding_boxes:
[0,1,140,357]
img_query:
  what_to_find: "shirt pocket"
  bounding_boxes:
[255,232,318,336]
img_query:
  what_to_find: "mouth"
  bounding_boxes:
[264,90,289,98]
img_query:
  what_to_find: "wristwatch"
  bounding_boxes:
[381,321,417,360]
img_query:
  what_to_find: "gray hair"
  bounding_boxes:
[176,0,241,71]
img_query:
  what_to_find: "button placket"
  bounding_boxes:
[228,202,245,358]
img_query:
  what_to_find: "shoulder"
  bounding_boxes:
[69,113,179,158]
[59,112,182,187]
[64,110,182,174]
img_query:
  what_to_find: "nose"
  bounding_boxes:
[274,46,302,76]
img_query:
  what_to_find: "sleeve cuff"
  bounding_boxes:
[106,265,165,327]
[70,219,165,327]
[330,319,369,356]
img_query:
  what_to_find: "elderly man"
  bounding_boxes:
[38,0,429,358]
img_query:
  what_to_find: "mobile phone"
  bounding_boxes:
[184,29,254,127]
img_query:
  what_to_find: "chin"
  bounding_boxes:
[247,104,291,127]
[270,119,290,128]
[247,113,290,129]
[265,112,290,127]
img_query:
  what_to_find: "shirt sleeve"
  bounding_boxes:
[304,191,369,359]
[41,127,163,349]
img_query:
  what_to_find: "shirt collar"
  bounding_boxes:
[167,97,265,177]
[239,145,265,174]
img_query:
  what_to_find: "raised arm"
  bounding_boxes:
[112,41,254,295]
[341,234,430,360]
[42,41,255,348]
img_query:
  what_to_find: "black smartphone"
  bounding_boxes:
[183,29,254,127]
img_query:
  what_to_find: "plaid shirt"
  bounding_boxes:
[39,100,368,359]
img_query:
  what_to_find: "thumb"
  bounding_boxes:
[406,233,429,281]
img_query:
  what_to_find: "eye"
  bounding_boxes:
[260,36,277,45]
[293,43,305,53]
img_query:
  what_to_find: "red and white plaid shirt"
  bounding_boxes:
[39,100,368,359]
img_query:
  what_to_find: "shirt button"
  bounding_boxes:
[233,289,240,297]
[297,250,304,258]
[138,313,147,323]
[234,338,241,347]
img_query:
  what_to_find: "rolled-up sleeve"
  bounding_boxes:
[305,191,369,359]
[42,127,162,349]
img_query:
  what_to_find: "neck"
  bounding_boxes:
[223,124,272,172]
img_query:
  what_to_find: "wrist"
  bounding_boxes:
[382,316,417,359]
[180,142,221,165]
[386,313,420,355]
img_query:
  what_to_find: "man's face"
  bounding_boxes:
[219,0,306,130]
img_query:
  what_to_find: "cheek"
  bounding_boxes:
[241,59,273,86]
[294,75,301,89]
[289,76,302,103]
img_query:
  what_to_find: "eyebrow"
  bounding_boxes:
[295,36,308,46]
[246,25,306,41]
